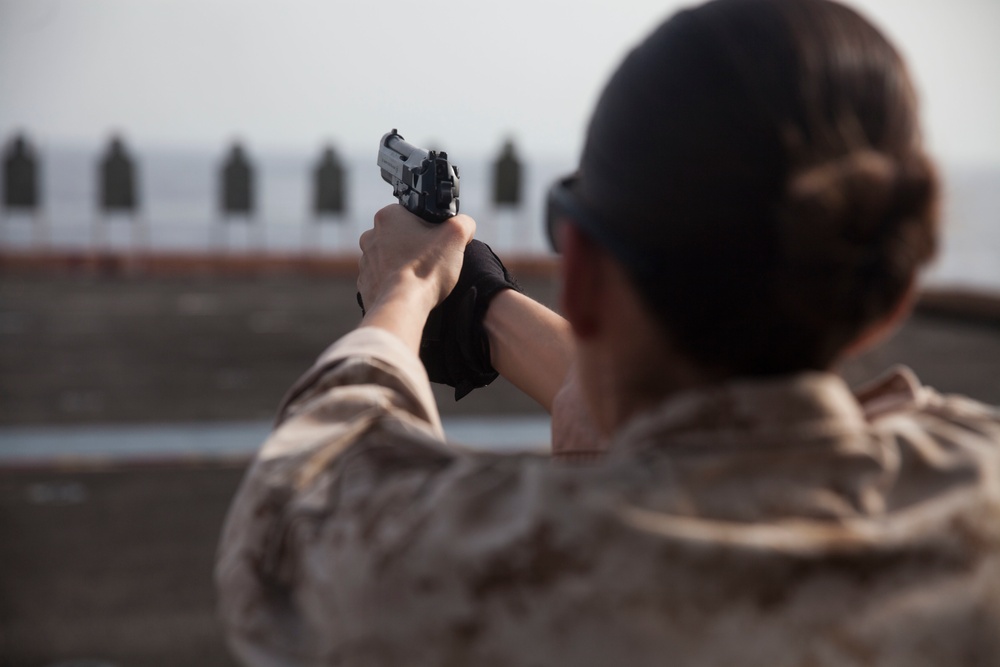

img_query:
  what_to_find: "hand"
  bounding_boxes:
[419,240,523,400]
[357,205,476,352]
[358,205,476,313]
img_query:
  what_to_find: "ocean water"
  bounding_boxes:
[1,146,997,292]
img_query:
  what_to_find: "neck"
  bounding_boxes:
[578,322,723,438]
[563,243,727,438]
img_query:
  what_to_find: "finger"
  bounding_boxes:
[375,203,434,232]
[359,228,373,252]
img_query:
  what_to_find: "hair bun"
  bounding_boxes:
[779,149,938,269]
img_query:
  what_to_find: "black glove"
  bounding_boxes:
[420,240,521,400]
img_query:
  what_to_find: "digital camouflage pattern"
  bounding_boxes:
[217,328,1000,667]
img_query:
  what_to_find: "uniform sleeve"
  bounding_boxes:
[214,328,576,666]
[215,327,450,664]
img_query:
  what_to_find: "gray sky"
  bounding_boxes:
[2,0,998,163]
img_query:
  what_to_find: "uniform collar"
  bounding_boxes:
[611,371,871,456]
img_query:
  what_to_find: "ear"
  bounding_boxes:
[559,224,605,340]
[842,279,917,359]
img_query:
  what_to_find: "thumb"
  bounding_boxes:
[444,214,477,247]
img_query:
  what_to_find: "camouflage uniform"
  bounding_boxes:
[217,328,1000,666]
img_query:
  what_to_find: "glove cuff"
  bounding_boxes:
[420,240,521,400]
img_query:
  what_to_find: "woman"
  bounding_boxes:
[218,1,1000,665]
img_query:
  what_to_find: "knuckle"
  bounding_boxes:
[452,214,476,239]
[373,204,397,226]
[443,216,472,243]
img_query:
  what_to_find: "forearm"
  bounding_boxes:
[484,289,573,412]
[359,280,437,357]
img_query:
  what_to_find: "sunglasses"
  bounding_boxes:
[545,173,658,276]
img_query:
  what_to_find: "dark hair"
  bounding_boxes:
[578,0,939,374]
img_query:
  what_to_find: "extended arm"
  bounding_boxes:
[358,206,603,454]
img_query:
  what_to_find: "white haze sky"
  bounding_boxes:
[1,0,998,164]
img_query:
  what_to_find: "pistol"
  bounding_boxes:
[378,129,460,223]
